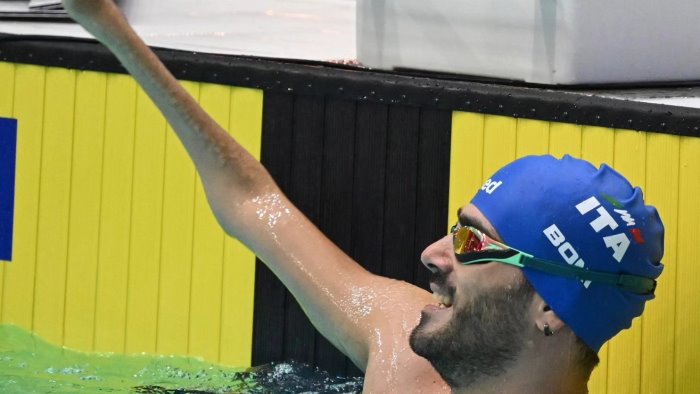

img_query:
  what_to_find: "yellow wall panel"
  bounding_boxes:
[641,133,680,393]
[0,62,15,316]
[63,71,107,350]
[219,86,263,366]
[220,238,256,366]
[156,81,200,355]
[589,334,609,392]
[93,74,137,352]
[515,118,549,157]
[606,129,648,394]
[124,88,167,354]
[448,112,484,231]
[1,65,45,329]
[447,112,485,226]
[581,126,615,168]
[2,63,262,365]
[0,62,14,118]
[549,122,582,157]
[32,68,76,345]
[482,115,517,179]
[611,129,648,196]
[188,82,229,362]
[674,136,700,393]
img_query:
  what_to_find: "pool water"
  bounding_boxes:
[0,325,363,393]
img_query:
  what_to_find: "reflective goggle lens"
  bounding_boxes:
[452,225,484,255]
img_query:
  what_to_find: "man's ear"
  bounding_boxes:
[531,293,565,334]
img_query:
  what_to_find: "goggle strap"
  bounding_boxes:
[456,254,524,267]
[521,255,656,295]
[455,249,521,265]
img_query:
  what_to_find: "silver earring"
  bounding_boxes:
[544,323,554,337]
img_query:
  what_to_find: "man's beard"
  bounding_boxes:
[409,278,535,389]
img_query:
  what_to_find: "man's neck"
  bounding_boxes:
[449,369,588,394]
[448,341,590,394]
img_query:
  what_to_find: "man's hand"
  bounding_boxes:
[62,0,124,43]
[62,0,106,15]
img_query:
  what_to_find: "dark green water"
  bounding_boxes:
[0,325,363,393]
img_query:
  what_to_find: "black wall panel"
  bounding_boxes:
[255,93,452,376]
[414,110,452,288]
[317,98,358,375]
[253,92,294,364]
[382,106,420,282]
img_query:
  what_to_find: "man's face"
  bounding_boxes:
[409,204,536,388]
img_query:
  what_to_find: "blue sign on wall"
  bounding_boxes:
[0,118,17,262]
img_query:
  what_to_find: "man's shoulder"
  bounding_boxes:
[363,277,432,322]
[359,278,446,392]
[364,342,449,393]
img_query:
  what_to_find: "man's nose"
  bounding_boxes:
[420,234,455,274]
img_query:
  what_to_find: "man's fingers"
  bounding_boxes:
[62,0,105,17]
[62,0,127,44]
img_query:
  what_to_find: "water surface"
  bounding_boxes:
[0,324,362,393]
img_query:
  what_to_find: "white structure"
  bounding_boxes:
[0,0,356,61]
[357,0,700,85]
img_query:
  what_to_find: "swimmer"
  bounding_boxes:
[62,1,664,393]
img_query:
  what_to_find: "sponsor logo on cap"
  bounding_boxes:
[602,195,646,245]
[575,196,631,263]
[481,179,503,195]
[543,224,591,288]
[630,228,645,244]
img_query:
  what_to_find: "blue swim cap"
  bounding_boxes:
[471,155,664,352]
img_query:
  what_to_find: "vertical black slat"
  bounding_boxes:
[345,101,388,377]
[283,94,326,364]
[254,92,295,365]
[351,102,388,275]
[413,109,452,289]
[314,98,358,375]
[381,106,421,282]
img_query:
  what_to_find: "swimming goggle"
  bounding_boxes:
[451,224,656,295]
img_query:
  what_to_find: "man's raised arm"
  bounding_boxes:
[61,0,416,370]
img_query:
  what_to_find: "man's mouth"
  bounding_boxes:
[431,292,453,308]
[430,283,454,309]
[427,272,455,310]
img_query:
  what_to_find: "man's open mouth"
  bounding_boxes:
[430,283,454,309]
[428,273,455,309]
[432,293,453,308]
